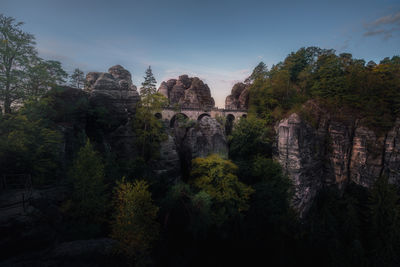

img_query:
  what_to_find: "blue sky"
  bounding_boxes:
[2,0,400,107]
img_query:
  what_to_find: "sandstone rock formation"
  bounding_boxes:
[152,134,181,180]
[225,82,249,110]
[86,65,140,128]
[158,75,215,110]
[274,101,400,216]
[172,115,228,179]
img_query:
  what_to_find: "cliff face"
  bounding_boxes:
[158,75,215,110]
[172,116,228,179]
[275,103,400,216]
[225,82,249,110]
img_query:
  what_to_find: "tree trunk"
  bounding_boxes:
[4,96,11,114]
[4,66,12,113]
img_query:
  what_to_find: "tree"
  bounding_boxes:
[190,154,254,226]
[68,140,108,224]
[0,104,62,184]
[228,116,273,160]
[25,59,67,98]
[140,66,157,96]
[244,62,268,84]
[367,176,400,265]
[111,178,160,264]
[70,68,85,89]
[0,14,37,113]
[133,67,167,163]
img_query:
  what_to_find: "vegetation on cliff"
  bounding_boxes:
[249,47,400,131]
[1,14,400,267]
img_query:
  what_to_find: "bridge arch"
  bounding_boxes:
[170,113,189,128]
[197,113,211,121]
[155,112,162,119]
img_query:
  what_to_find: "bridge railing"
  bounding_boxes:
[161,106,247,113]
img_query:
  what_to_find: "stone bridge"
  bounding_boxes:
[155,107,248,127]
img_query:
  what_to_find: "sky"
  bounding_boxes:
[2,0,400,107]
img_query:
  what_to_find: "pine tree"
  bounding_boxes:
[133,66,167,162]
[70,68,85,89]
[244,62,268,84]
[140,66,157,96]
[69,140,108,223]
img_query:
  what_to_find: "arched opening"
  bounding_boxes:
[155,113,162,119]
[225,114,235,136]
[170,113,189,128]
[197,113,211,121]
[241,114,247,118]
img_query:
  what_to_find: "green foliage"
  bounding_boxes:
[67,140,108,224]
[25,59,68,99]
[133,67,168,163]
[111,178,160,264]
[246,157,294,228]
[140,66,157,96]
[228,116,273,161]
[0,14,67,113]
[0,100,62,184]
[367,176,400,266]
[244,61,268,84]
[133,92,168,163]
[69,68,85,89]
[190,154,254,226]
[0,14,37,113]
[248,47,400,132]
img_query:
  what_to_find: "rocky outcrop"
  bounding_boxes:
[172,116,228,179]
[384,119,400,185]
[275,103,400,216]
[152,133,181,180]
[225,82,249,110]
[183,116,227,158]
[158,75,215,109]
[275,113,324,217]
[86,65,140,129]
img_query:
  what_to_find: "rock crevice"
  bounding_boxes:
[275,103,400,216]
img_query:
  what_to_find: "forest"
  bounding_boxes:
[1,13,400,267]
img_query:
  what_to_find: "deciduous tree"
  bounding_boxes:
[0,14,37,113]
[111,178,159,264]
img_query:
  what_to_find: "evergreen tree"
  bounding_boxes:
[140,66,157,96]
[133,66,167,163]
[244,62,268,84]
[69,68,85,89]
[68,140,108,223]
[111,178,160,264]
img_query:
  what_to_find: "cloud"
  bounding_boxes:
[369,12,400,27]
[363,12,400,40]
